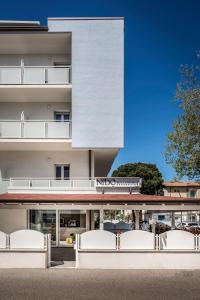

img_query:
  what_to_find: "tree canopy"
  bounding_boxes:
[165,63,200,180]
[112,162,163,195]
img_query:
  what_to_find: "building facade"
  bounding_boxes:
[0,17,132,246]
[163,182,200,198]
[0,18,200,251]
[153,182,200,226]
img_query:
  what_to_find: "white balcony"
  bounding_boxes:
[0,121,71,139]
[0,177,142,195]
[0,66,71,85]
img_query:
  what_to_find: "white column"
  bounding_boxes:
[99,208,104,230]
[86,210,90,231]
[135,210,140,230]
[56,209,59,246]
[171,212,175,229]
[151,218,156,234]
[91,210,95,230]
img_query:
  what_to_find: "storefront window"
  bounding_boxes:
[29,209,100,246]
[29,210,56,245]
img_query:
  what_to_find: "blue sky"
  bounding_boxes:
[0,0,199,180]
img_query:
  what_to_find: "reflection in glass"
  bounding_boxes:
[29,210,56,245]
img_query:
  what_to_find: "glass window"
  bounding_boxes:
[55,112,70,122]
[55,165,70,180]
[55,113,62,121]
[29,210,56,245]
[190,190,197,198]
[55,165,62,180]
[64,165,70,179]
[64,113,70,121]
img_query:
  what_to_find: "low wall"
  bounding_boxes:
[76,230,200,269]
[77,251,200,269]
[0,250,47,268]
[0,229,50,268]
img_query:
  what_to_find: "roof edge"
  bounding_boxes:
[48,17,124,21]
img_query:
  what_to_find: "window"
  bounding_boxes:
[55,164,70,180]
[189,190,197,198]
[54,112,70,122]
[29,210,56,245]
[158,215,165,221]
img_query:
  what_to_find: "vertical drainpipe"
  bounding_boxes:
[89,150,91,180]
[89,150,95,179]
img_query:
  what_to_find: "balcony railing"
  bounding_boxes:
[9,179,96,189]
[0,66,71,85]
[0,177,142,194]
[0,120,71,139]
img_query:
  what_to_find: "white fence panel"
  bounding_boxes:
[47,68,70,84]
[31,180,50,188]
[120,230,155,250]
[10,180,30,187]
[0,68,21,84]
[23,122,45,138]
[24,68,45,84]
[0,231,6,249]
[10,230,45,249]
[50,180,71,188]
[0,180,9,194]
[0,122,21,138]
[160,230,195,250]
[47,122,70,138]
[80,230,116,250]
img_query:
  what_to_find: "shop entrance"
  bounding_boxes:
[29,209,88,247]
[59,210,86,247]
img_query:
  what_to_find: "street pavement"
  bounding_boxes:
[0,269,199,300]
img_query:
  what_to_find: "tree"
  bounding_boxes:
[165,63,200,180]
[112,163,163,195]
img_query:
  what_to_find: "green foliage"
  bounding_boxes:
[112,162,163,195]
[165,63,200,180]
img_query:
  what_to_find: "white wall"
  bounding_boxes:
[0,209,27,233]
[48,18,124,148]
[0,151,89,178]
[0,102,71,120]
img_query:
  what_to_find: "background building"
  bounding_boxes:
[163,182,200,198]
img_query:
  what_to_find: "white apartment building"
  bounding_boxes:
[0,17,138,247]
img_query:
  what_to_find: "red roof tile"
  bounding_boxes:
[0,193,199,203]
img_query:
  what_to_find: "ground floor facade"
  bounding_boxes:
[1,193,200,247]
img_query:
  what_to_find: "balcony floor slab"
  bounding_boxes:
[0,84,72,102]
[0,139,72,151]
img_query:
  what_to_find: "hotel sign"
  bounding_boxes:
[95,177,142,188]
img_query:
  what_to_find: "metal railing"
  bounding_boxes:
[0,177,141,193]
[8,178,96,189]
[0,120,71,139]
[0,66,71,85]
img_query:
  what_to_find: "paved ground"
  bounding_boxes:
[51,247,75,261]
[0,269,200,300]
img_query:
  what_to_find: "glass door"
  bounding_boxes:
[59,210,86,247]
